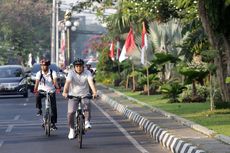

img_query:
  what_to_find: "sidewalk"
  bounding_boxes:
[97,84,230,153]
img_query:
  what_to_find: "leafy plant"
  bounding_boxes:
[161,80,186,103]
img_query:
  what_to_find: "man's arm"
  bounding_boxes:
[62,80,71,98]
[53,78,60,89]
[34,72,40,93]
[52,71,60,89]
[88,78,97,98]
[34,79,39,92]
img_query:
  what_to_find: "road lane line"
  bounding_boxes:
[0,140,4,148]
[5,125,14,133]
[92,101,149,153]
[14,115,20,120]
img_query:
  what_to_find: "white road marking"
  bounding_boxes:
[5,125,14,133]
[92,101,149,153]
[0,140,4,148]
[14,115,20,120]
[23,103,27,106]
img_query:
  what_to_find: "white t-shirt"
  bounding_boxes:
[66,69,93,97]
[36,69,57,91]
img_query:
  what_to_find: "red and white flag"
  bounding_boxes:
[116,41,121,60]
[119,27,136,62]
[141,22,148,65]
[60,31,66,53]
[109,41,115,61]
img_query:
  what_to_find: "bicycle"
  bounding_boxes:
[39,90,55,137]
[67,95,92,149]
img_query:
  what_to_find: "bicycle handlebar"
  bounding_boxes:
[39,90,55,95]
[67,95,93,100]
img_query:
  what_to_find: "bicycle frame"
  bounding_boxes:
[39,90,55,136]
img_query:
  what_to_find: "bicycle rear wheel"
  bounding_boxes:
[77,114,84,149]
[44,110,51,136]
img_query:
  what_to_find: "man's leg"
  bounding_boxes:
[36,93,43,116]
[67,99,77,139]
[83,98,91,129]
[50,93,57,130]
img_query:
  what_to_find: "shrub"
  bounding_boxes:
[161,80,186,103]
[181,84,208,102]
[214,101,230,109]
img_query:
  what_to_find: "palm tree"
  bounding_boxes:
[149,19,183,82]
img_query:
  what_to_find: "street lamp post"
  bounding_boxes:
[59,10,79,66]
[65,20,79,65]
[51,0,56,64]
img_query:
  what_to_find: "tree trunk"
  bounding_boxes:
[192,80,197,97]
[198,0,230,102]
[132,64,136,91]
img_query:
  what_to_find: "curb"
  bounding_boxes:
[105,86,216,136]
[98,90,206,153]
[98,84,230,145]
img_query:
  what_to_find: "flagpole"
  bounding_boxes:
[146,66,150,96]
[132,63,135,91]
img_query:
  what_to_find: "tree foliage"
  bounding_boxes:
[0,0,51,65]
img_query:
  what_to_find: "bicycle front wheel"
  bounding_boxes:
[45,110,51,136]
[77,114,84,149]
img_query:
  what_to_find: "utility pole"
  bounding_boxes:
[51,0,56,63]
[55,1,59,66]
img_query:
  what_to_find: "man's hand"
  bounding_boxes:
[92,92,98,99]
[56,88,61,94]
[33,89,38,96]
[62,92,68,98]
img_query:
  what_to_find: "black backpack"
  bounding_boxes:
[39,69,54,84]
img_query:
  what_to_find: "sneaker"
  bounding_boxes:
[68,128,75,140]
[36,109,42,116]
[85,121,92,129]
[51,124,58,131]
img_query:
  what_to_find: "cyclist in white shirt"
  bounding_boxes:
[34,59,60,130]
[62,58,97,139]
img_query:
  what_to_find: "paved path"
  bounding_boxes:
[97,84,230,153]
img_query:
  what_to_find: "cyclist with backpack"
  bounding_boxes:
[62,58,97,139]
[34,59,60,130]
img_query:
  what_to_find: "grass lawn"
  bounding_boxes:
[113,86,230,136]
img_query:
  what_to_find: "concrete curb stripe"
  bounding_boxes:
[146,122,154,133]
[143,119,148,128]
[187,146,197,153]
[172,138,180,153]
[175,140,184,153]
[131,112,136,120]
[139,117,145,127]
[152,126,160,138]
[156,128,163,142]
[177,141,186,153]
[149,123,157,134]
[159,131,168,145]
[137,115,142,123]
[141,118,147,127]
[133,114,138,122]
[165,135,174,149]
[162,132,170,147]
[181,143,192,153]
[144,120,150,132]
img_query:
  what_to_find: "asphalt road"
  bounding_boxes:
[0,93,170,153]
